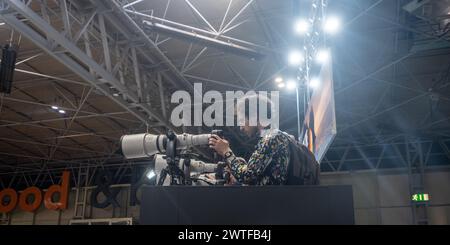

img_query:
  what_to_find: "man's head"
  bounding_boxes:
[236,94,275,138]
[240,119,260,138]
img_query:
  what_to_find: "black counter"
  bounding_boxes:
[140,185,354,225]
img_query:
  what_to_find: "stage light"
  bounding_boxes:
[286,80,297,90]
[275,77,283,83]
[316,49,330,64]
[294,19,310,35]
[288,50,304,66]
[278,82,286,88]
[323,16,341,34]
[51,106,59,110]
[146,169,156,180]
[309,77,320,89]
[58,110,66,114]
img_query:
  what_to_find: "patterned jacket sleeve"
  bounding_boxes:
[227,134,287,185]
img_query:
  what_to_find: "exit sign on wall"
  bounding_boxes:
[412,193,430,202]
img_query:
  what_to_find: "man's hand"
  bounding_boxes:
[224,166,238,186]
[209,134,231,157]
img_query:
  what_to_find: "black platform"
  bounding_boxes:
[140,185,354,225]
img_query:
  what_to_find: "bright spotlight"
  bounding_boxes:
[316,49,330,64]
[51,106,59,110]
[278,82,286,88]
[294,19,310,35]
[58,110,66,114]
[146,169,156,180]
[286,80,298,90]
[323,16,341,34]
[288,50,304,66]
[309,77,320,89]
[275,77,283,83]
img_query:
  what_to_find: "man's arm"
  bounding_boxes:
[209,134,288,185]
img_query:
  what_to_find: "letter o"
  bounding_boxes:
[19,187,42,212]
[0,189,18,213]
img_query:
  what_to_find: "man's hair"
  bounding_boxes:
[236,93,273,122]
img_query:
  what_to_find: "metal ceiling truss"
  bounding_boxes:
[120,0,280,85]
[323,133,450,172]
[0,0,177,175]
[0,0,172,132]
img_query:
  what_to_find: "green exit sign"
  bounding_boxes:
[412,193,430,202]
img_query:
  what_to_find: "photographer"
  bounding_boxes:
[209,95,291,186]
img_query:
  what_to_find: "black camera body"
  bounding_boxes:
[157,130,228,186]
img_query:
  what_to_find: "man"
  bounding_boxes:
[209,95,291,185]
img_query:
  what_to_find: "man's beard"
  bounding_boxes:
[241,127,259,141]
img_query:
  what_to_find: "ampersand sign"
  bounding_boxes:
[90,170,120,208]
